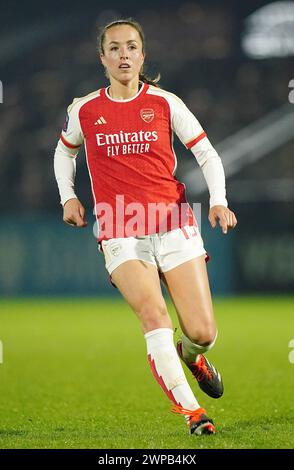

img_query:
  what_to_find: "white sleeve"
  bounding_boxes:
[54,139,77,206]
[169,95,227,208]
[170,95,205,148]
[54,99,84,206]
[60,98,84,150]
[190,137,228,208]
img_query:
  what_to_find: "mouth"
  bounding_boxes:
[119,63,131,69]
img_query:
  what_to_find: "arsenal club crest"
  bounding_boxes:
[140,108,155,123]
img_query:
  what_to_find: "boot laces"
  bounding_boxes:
[171,404,208,423]
[192,355,213,382]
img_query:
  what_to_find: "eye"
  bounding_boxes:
[129,45,137,49]
[110,46,118,51]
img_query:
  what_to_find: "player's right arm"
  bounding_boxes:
[54,100,87,227]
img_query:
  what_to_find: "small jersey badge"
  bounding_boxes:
[140,109,155,123]
[63,112,69,132]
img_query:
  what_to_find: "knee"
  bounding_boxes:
[138,302,171,332]
[188,324,217,347]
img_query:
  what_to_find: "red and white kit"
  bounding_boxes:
[54,82,227,242]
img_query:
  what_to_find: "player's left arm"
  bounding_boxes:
[193,141,237,234]
[171,96,237,234]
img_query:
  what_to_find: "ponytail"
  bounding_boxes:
[139,72,161,88]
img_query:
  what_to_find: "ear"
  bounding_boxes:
[99,52,105,66]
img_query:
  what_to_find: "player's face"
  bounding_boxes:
[100,25,145,84]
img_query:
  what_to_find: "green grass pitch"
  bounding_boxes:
[0,296,293,449]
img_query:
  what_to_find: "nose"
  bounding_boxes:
[120,47,129,59]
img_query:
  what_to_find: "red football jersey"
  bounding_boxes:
[60,82,206,241]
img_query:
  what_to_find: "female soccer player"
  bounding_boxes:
[54,19,237,436]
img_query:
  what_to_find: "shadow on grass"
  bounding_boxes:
[0,430,27,436]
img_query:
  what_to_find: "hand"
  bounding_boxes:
[63,198,88,228]
[208,205,237,234]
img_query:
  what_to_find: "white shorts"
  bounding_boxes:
[101,225,208,276]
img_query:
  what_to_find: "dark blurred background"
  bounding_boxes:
[0,0,293,296]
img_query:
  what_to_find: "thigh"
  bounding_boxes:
[161,255,216,338]
[101,236,156,275]
[158,226,207,273]
[111,260,172,333]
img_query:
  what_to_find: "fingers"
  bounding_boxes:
[208,213,217,228]
[222,210,238,233]
[78,205,88,227]
[64,213,87,227]
[232,212,238,227]
[63,218,76,227]
[76,215,88,227]
[63,202,87,228]
[209,206,238,234]
[63,214,80,226]
[219,214,228,234]
[225,210,238,229]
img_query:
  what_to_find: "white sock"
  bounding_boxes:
[181,331,218,365]
[145,328,200,411]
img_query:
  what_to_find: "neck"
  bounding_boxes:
[108,78,141,100]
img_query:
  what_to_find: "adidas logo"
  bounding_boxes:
[94,116,107,125]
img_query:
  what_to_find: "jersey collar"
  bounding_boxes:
[103,81,148,103]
